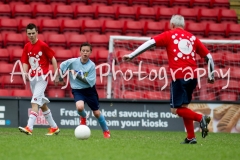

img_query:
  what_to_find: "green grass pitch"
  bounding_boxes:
[0,128,240,160]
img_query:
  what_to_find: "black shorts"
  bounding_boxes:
[72,85,100,111]
[170,79,197,108]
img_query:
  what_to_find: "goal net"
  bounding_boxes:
[103,36,240,101]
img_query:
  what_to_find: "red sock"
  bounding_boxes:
[176,107,202,122]
[183,118,195,139]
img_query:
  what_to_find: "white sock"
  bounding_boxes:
[27,111,38,131]
[43,109,57,128]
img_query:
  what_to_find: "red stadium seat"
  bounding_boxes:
[48,89,65,98]
[224,52,240,66]
[53,4,74,19]
[219,92,238,101]
[198,8,219,23]
[0,63,14,75]
[60,19,81,33]
[143,21,165,36]
[0,49,10,62]
[205,23,227,38]
[135,78,155,91]
[231,66,240,80]
[81,19,101,33]
[0,18,18,32]
[96,76,107,89]
[96,89,107,98]
[1,75,25,89]
[185,22,206,37]
[4,33,24,47]
[12,4,32,18]
[38,19,60,33]
[12,89,32,97]
[156,7,177,21]
[18,18,39,33]
[95,5,115,19]
[73,5,94,19]
[122,21,143,35]
[136,6,156,21]
[123,91,145,99]
[0,34,2,47]
[0,89,12,97]
[218,9,238,24]
[96,48,109,63]
[0,4,11,18]
[102,20,123,35]
[199,90,216,101]
[171,0,190,7]
[54,49,74,61]
[145,91,170,100]
[211,0,230,9]
[190,0,211,8]
[111,0,130,5]
[115,6,136,20]
[131,0,150,6]
[150,0,170,7]
[137,50,161,65]
[226,23,240,38]
[211,52,224,67]
[46,34,67,48]
[9,48,23,63]
[65,34,87,48]
[86,34,109,48]
[32,4,53,18]
[178,8,199,22]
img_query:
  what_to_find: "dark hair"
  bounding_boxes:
[26,23,38,32]
[80,42,92,51]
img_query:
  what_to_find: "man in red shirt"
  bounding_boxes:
[123,15,215,144]
[18,23,60,136]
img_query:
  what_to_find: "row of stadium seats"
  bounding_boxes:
[1,18,240,37]
[1,0,230,8]
[1,20,240,50]
[0,47,108,63]
[1,46,240,66]
[0,88,106,98]
[113,86,239,101]
[0,3,236,23]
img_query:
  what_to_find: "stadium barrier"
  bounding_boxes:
[0,98,239,133]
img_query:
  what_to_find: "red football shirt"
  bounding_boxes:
[153,28,209,79]
[21,39,55,77]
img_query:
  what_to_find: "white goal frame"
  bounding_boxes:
[107,35,240,99]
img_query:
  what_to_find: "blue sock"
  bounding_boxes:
[78,110,86,118]
[98,114,109,131]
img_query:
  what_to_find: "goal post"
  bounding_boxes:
[105,35,240,101]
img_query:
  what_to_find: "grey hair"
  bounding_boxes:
[170,15,185,28]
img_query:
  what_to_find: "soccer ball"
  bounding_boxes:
[74,125,91,140]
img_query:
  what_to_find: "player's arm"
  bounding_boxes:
[51,56,59,81]
[75,71,89,84]
[22,63,29,80]
[205,53,215,83]
[75,64,96,86]
[20,46,29,80]
[123,39,156,61]
[196,38,215,83]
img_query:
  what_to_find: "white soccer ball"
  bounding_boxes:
[74,125,91,140]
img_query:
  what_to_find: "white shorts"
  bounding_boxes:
[30,76,50,107]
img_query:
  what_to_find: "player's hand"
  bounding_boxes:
[24,73,29,81]
[208,78,215,84]
[54,75,60,86]
[122,55,133,62]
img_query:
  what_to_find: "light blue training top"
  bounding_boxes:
[59,57,96,89]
